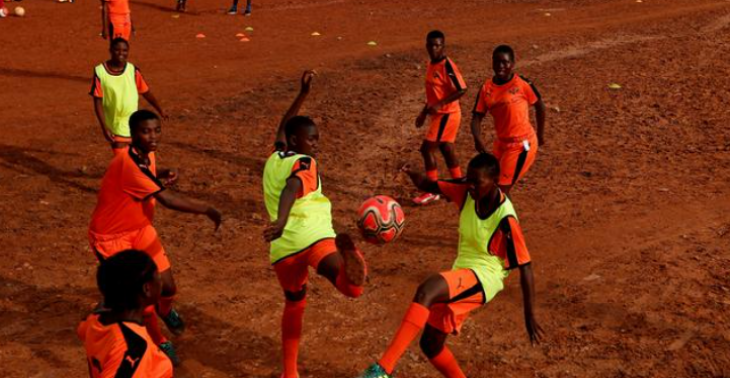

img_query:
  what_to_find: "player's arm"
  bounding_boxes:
[263,177,301,241]
[275,70,315,151]
[141,91,167,120]
[101,0,109,39]
[401,166,441,195]
[533,97,546,146]
[93,97,114,143]
[157,168,178,186]
[154,190,222,230]
[471,112,488,153]
[518,263,545,345]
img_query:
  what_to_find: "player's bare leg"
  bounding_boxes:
[414,141,441,205]
[316,233,367,292]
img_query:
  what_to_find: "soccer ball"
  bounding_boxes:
[0,7,8,18]
[357,195,405,244]
[14,6,25,17]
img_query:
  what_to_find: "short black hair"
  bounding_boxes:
[468,153,500,179]
[427,30,445,41]
[129,109,160,134]
[97,250,157,312]
[284,115,316,139]
[110,37,129,49]
[493,44,515,61]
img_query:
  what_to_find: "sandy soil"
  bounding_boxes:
[1,0,729,377]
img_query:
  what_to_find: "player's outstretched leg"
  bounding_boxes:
[158,269,185,336]
[316,233,367,297]
[420,325,465,378]
[357,274,450,378]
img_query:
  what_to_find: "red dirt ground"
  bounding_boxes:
[1,0,730,377]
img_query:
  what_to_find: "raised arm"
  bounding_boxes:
[518,263,544,345]
[263,176,301,241]
[401,166,441,195]
[275,70,315,151]
[154,190,222,230]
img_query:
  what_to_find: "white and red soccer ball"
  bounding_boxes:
[357,195,405,244]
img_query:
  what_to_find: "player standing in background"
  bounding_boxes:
[90,38,166,156]
[471,45,546,194]
[101,0,132,41]
[88,110,222,365]
[263,71,367,378]
[227,0,251,15]
[413,30,468,205]
[78,250,173,378]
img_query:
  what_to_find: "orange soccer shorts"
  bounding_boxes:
[89,224,171,272]
[111,135,132,156]
[109,13,132,41]
[273,238,337,293]
[427,269,485,335]
[425,111,461,144]
[493,133,539,187]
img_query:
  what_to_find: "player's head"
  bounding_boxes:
[130,110,161,153]
[426,30,446,62]
[97,250,161,313]
[285,116,319,156]
[492,44,515,82]
[466,153,500,199]
[109,38,130,64]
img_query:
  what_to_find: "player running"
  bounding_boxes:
[471,45,546,194]
[78,250,173,378]
[263,71,367,378]
[101,0,132,41]
[357,153,544,378]
[413,30,468,205]
[90,38,166,156]
[88,110,222,365]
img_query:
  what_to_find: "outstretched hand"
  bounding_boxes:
[525,315,545,346]
[300,70,317,94]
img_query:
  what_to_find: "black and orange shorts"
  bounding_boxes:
[273,238,337,293]
[427,269,486,335]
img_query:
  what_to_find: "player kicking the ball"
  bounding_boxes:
[357,153,544,378]
[88,110,222,365]
[413,30,468,205]
[471,45,546,194]
[263,70,368,378]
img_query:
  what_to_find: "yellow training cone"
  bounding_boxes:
[245,26,254,31]
[608,83,622,89]
[367,41,378,46]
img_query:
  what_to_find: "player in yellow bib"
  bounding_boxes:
[357,153,544,378]
[263,71,368,378]
[90,38,166,156]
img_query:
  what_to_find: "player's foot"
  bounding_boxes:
[413,192,440,205]
[227,5,237,14]
[357,363,391,378]
[161,308,186,336]
[159,341,181,366]
[243,5,251,15]
[336,233,367,286]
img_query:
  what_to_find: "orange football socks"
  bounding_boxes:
[378,302,430,374]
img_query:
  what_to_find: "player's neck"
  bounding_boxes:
[476,188,501,217]
[99,309,145,326]
[430,56,446,64]
[493,73,514,85]
[106,60,126,71]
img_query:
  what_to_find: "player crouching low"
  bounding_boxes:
[263,71,368,378]
[357,153,544,378]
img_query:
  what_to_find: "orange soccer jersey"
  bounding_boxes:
[106,0,130,15]
[473,75,540,141]
[89,147,164,236]
[425,57,467,114]
[78,314,173,378]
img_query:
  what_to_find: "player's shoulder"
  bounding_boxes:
[517,74,536,86]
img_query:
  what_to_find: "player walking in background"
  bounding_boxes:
[227,0,251,15]
[471,45,546,194]
[263,71,367,378]
[101,0,132,41]
[78,250,173,378]
[88,110,222,365]
[90,38,166,156]
[357,153,544,378]
[413,30,468,205]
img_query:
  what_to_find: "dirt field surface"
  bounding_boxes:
[1,0,730,376]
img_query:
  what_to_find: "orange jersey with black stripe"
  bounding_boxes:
[90,147,164,235]
[473,75,541,140]
[105,0,130,15]
[438,181,531,270]
[425,57,467,114]
[77,314,173,378]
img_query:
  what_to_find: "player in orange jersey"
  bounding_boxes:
[88,110,222,365]
[78,250,173,378]
[471,45,546,194]
[101,0,132,41]
[413,30,468,205]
